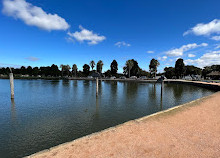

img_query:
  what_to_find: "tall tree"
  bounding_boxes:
[175,58,185,79]
[149,58,160,78]
[110,60,118,75]
[90,60,95,71]
[97,60,104,73]
[60,64,71,77]
[20,66,27,75]
[125,60,134,77]
[51,64,60,77]
[27,66,33,76]
[72,64,78,77]
[130,59,140,77]
[83,64,90,76]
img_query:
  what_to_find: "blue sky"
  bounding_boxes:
[0,0,220,73]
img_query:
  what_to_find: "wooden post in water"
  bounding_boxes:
[9,73,14,99]
[96,77,99,96]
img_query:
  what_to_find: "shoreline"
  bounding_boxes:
[26,81,220,158]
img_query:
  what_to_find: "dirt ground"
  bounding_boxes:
[28,91,220,158]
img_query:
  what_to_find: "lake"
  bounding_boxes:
[0,79,216,158]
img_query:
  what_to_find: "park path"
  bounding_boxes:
[28,91,220,158]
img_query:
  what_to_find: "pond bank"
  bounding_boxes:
[27,81,220,158]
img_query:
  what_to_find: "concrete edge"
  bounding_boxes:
[26,89,220,158]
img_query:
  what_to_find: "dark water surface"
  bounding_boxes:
[0,79,216,158]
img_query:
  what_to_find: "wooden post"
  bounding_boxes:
[96,77,99,96]
[9,73,14,99]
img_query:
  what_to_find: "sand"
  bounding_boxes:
[28,87,220,158]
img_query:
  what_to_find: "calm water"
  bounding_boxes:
[0,79,216,158]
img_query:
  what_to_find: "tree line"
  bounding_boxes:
[164,58,220,79]
[0,58,219,79]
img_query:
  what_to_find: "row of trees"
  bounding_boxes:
[0,58,219,78]
[164,58,220,79]
[0,59,154,78]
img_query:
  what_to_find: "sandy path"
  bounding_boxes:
[28,91,220,158]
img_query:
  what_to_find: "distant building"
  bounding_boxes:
[207,71,220,80]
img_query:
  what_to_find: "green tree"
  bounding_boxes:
[164,67,175,79]
[72,64,78,77]
[20,66,27,75]
[202,66,212,79]
[130,59,140,77]
[90,60,95,71]
[33,67,39,76]
[211,65,220,71]
[104,70,111,77]
[60,64,71,77]
[51,64,60,77]
[185,65,201,77]
[97,60,104,73]
[27,66,33,76]
[149,58,160,78]
[110,60,118,75]
[125,60,134,77]
[83,64,90,76]
[175,58,185,79]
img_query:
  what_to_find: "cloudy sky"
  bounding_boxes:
[0,0,220,72]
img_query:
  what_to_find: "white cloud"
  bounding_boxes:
[115,41,131,47]
[184,19,220,36]
[185,50,220,68]
[210,36,220,41]
[147,50,154,53]
[158,56,167,61]
[188,54,195,58]
[65,36,75,43]
[25,56,39,61]
[215,44,220,49]
[67,26,106,45]
[2,0,70,31]
[165,43,208,57]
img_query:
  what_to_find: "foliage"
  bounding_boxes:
[27,66,33,75]
[90,60,95,70]
[110,60,118,75]
[139,69,150,77]
[104,70,111,77]
[175,58,185,79]
[50,64,60,77]
[185,65,202,76]
[83,64,90,76]
[164,67,175,79]
[149,58,160,78]
[97,60,104,73]
[72,64,78,77]
[124,59,134,77]
[60,64,71,77]
[33,67,40,76]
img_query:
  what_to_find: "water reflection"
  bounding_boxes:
[126,82,139,99]
[160,83,163,111]
[95,96,99,118]
[10,98,16,122]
